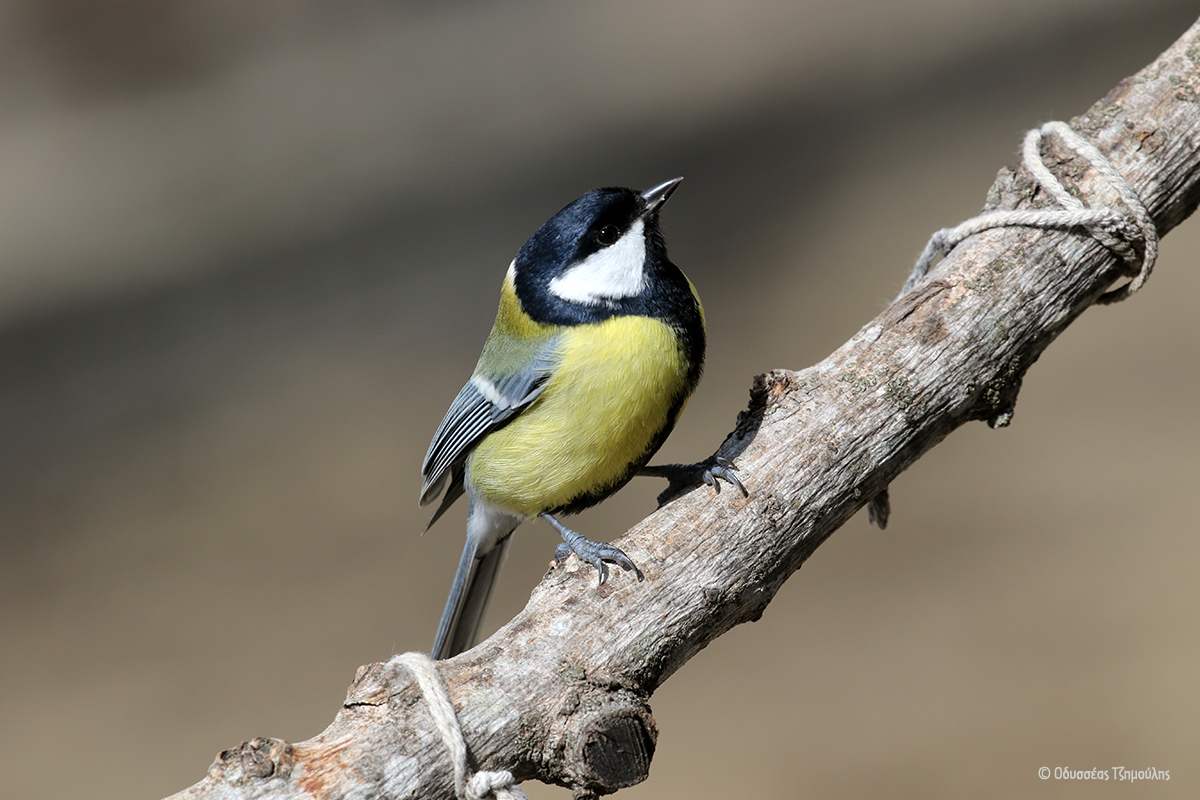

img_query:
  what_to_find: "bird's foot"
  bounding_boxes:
[640,455,747,506]
[541,513,644,586]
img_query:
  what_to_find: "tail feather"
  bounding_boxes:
[431,499,519,659]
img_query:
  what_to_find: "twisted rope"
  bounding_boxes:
[391,652,530,800]
[902,120,1157,304]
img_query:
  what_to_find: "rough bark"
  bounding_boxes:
[168,18,1200,800]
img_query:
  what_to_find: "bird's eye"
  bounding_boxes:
[595,224,620,245]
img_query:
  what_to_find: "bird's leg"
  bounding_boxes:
[640,455,747,506]
[541,513,644,585]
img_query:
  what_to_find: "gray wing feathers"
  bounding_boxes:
[422,462,466,533]
[420,382,497,503]
[420,345,558,511]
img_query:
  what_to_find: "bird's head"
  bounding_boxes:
[511,178,683,320]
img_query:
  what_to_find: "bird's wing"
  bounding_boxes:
[420,339,559,513]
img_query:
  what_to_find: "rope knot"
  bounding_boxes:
[902,120,1157,304]
[467,769,522,800]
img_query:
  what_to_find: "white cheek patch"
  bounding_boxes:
[548,219,646,305]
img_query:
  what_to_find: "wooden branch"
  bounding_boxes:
[169,18,1200,800]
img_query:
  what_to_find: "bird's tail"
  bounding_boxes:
[431,507,518,660]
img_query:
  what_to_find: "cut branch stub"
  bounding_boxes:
[568,690,656,793]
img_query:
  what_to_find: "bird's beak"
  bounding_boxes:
[640,177,684,218]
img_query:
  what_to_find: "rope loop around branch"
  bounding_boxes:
[391,652,530,800]
[901,120,1158,304]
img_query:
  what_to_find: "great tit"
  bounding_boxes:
[421,178,743,660]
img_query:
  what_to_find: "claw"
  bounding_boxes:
[542,513,644,585]
[641,455,748,505]
[704,457,747,497]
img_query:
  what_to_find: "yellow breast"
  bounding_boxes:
[467,315,690,516]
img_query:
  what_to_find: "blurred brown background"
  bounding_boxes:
[1,2,1197,798]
